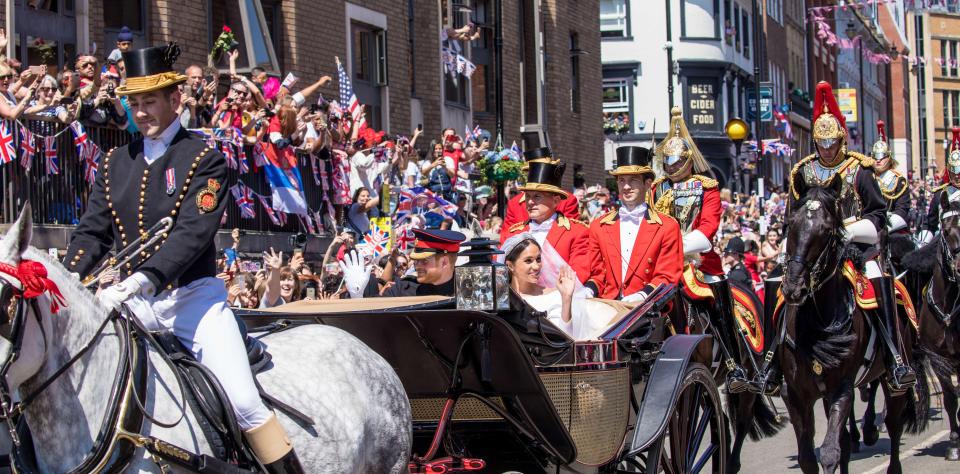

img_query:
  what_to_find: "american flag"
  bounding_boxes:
[258,194,281,226]
[231,183,257,219]
[44,137,59,175]
[0,121,16,165]
[19,127,35,170]
[336,57,366,129]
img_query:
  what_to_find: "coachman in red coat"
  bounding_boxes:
[499,148,592,284]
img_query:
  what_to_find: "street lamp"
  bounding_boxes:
[725,118,749,193]
[455,239,510,312]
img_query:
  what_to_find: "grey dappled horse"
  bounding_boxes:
[0,206,412,472]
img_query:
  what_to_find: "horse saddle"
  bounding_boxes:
[681,263,716,300]
[150,327,313,467]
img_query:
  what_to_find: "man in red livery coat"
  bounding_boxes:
[584,146,683,302]
[499,148,592,284]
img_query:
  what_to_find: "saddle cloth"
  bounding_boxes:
[730,284,764,353]
[772,261,919,330]
[681,263,714,300]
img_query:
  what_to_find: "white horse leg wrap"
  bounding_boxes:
[864,259,883,279]
[151,277,272,430]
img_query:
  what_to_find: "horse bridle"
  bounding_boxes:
[785,228,842,299]
[940,209,960,283]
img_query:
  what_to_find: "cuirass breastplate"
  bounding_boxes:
[658,179,704,232]
[802,159,862,220]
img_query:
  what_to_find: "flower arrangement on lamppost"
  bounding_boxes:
[725,117,749,193]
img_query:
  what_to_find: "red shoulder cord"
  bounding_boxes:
[0,260,67,314]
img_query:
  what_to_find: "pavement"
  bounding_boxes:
[737,383,958,473]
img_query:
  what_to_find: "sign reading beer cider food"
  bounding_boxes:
[686,77,719,132]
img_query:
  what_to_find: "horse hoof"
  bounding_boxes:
[863,427,880,446]
[946,447,960,461]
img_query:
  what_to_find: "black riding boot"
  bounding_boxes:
[748,306,786,395]
[708,279,750,393]
[262,451,306,474]
[871,276,917,392]
[246,414,305,474]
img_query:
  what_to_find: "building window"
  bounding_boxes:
[681,0,720,40]
[442,1,470,107]
[570,32,581,113]
[600,0,629,39]
[470,0,494,114]
[742,10,750,59]
[104,0,144,31]
[944,90,960,128]
[210,0,280,73]
[734,4,741,52]
[351,21,388,129]
[603,78,631,131]
[723,0,733,45]
[767,0,783,26]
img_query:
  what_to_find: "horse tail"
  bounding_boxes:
[725,392,785,441]
[903,350,931,435]
[810,315,857,370]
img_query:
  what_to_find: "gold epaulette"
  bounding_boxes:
[646,208,662,225]
[508,221,527,233]
[599,209,618,225]
[879,174,909,201]
[789,154,818,199]
[848,151,875,168]
[690,175,719,189]
[933,183,948,193]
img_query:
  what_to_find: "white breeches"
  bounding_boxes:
[124,277,271,430]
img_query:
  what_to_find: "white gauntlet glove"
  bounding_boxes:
[886,213,908,233]
[98,272,154,312]
[842,219,879,245]
[681,230,712,256]
[621,291,648,304]
[338,250,372,299]
[917,230,934,245]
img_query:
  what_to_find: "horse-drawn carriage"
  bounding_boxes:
[238,284,728,473]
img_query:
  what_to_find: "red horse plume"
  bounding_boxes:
[812,81,846,131]
[876,120,886,143]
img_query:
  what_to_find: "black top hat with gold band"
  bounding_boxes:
[116,43,187,96]
[610,146,655,177]
[519,150,569,198]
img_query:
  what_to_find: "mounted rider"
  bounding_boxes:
[919,127,960,244]
[749,81,916,394]
[62,44,303,471]
[648,107,750,392]
[870,120,911,238]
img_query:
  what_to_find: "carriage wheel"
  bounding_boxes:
[615,363,728,474]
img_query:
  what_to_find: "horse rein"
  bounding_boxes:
[785,229,842,301]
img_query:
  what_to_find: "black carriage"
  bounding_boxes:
[237,284,728,473]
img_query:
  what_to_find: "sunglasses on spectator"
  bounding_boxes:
[231,88,249,96]
[0,75,13,81]
[38,87,55,92]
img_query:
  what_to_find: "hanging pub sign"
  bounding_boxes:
[685,77,720,132]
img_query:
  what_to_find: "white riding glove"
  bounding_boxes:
[338,250,372,299]
[682,230,712,256]
[886,213,908,233]
[842,219,879,245]
[97,272,154,312]
[621,291,648,304]
[917,230,934,245]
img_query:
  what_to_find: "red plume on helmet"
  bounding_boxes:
[812,81,846,131]
[876,120,887,143]
[951,126,960,153]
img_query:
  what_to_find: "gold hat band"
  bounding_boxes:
[609,165,654,176]
[116,71,187,96]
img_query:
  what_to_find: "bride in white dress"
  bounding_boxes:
[503,234,616,340]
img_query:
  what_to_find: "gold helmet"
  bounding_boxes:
[812,81,846,157]
[871,120,897,172]
[655,106,711,181]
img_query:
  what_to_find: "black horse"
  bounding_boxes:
[779,182,924,474]
[907,189,960,462]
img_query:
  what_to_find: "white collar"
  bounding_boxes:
[144,119,182,148]
[529,214,557,231]
[620,203,647,221]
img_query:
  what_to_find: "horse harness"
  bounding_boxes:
[0,263,309,473]
[926,210,960,326]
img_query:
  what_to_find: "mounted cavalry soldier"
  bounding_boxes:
[919,127,960,244]
[62,44,304,471]
[649,107,750,392]
[499,148,592,285]
[871,120,911,237]
[749,81,916,394]
[584,145,683,305]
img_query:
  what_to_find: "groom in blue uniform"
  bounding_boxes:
[63,44,302,472]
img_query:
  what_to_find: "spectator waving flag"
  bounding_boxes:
[263,156,309,216]
[358,217,391,258]
[19,127,36,170]
[44,137,59,175]
[231,182,257,218]
[0,121,16,165]
[83,142,101,184]
[336,56,366,130]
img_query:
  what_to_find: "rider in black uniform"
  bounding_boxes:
[749,81,916,394]
[920,127,960,244]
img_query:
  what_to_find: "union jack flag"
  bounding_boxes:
[69,121,89,155]
[358,217,391,258]
[231,183,257,219]
[19,127,35,170]
[252,142,269,167]
[258,195,281,226]
[336,57,366,129]
[0,121,16,165]
[299,214,316,234]
[83,142,100,184]
[237,145,249,173]
[221,142,237,169]
[394,223,417,251]
[44,137,58,175]
[464,124,482,144]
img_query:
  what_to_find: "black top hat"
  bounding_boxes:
[610,146,655,177]
[524,147,554,162]
[520,159,568,198]
[116,43,187,96]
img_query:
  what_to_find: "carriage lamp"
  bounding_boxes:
[455,239,510,312]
